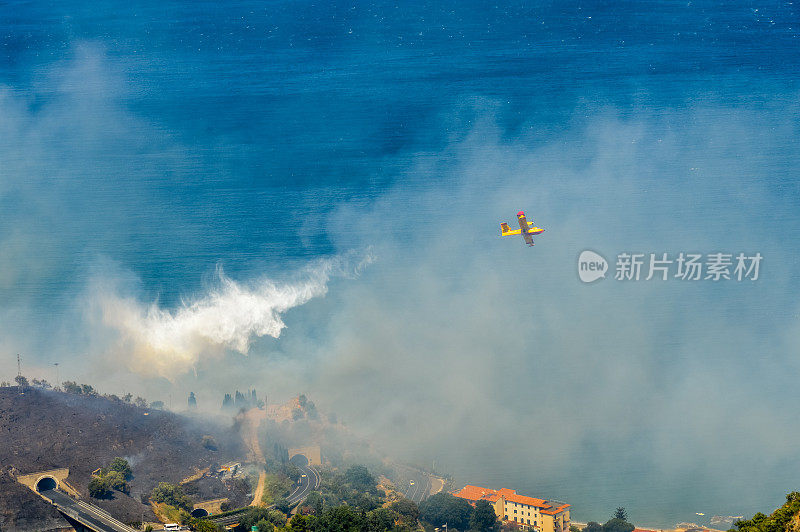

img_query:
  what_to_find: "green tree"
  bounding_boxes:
[15,375,29,387]
[221,393,233,410]
[731,492,800,532]
[354,493,381,512]
[188,391,197,409]
[470,499,500,531]
[344,465,375,491]
[288,514,313,532]
[274,497,291,513]
[365,507,396,532]
[62,381,82,394]
[317,506,363,532]
[603,517,635,532]
[109,457,133,480]
[614,508,628,521]
[238,507,287,531]
[390,499,420,526]
[306,491,324,516]
[268,509,287,527]
[255,518,274,532]
[584,522,603,532]
[103,471,129,493]
[419,492,473,530]
[282,462,302,482]
[88,477,110,498]
[150,482,193,511]
[193,520,221,532]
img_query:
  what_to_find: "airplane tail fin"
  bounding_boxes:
[501,222,522,236]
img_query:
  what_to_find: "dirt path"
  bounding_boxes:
[240,408,267,465]
[251,471,267,507]
[239,408,268,507]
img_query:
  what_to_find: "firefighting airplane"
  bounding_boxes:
[500,211,544,246]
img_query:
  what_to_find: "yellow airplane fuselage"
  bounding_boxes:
[500,210,544,246]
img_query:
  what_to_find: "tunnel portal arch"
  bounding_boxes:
[36,476,58,492]
[287,445,321,466]
[191,508,209,518]
[289,453,309,467]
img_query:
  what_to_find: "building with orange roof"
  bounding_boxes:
[452,485,570,532]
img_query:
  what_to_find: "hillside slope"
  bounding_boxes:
[0,472,69,532]
[730,493,800,532]
[0,386,248,530]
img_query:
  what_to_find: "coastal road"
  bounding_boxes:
[41,488,136,532]
[210,459,320,527]
[287,455,321,506]
[403,470,432,504]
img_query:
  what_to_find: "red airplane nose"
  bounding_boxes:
[517,211,525,216]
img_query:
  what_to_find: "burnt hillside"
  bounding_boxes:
[0,386,248,530]
[0,472,69,532]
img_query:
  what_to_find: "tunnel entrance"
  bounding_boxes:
[36,477,57,492]
[289,453,308,467]
[190,508,209,518]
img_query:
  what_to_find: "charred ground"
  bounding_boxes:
[0,385,248,530]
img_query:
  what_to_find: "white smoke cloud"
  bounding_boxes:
[90,254,372,378]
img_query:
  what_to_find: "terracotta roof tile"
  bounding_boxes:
[453,485,570,513]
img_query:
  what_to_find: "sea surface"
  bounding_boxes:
[2,0,800,527]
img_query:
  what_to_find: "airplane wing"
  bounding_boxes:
[523,232,535,246]
[500,223,522,236]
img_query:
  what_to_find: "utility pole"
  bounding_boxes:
[16,354,23,395]
[54,363,59,390]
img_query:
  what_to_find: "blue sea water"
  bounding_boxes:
[2,0,800,527]
[2,0,798,297]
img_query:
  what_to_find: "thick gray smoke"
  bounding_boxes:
[286,109,800,524]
